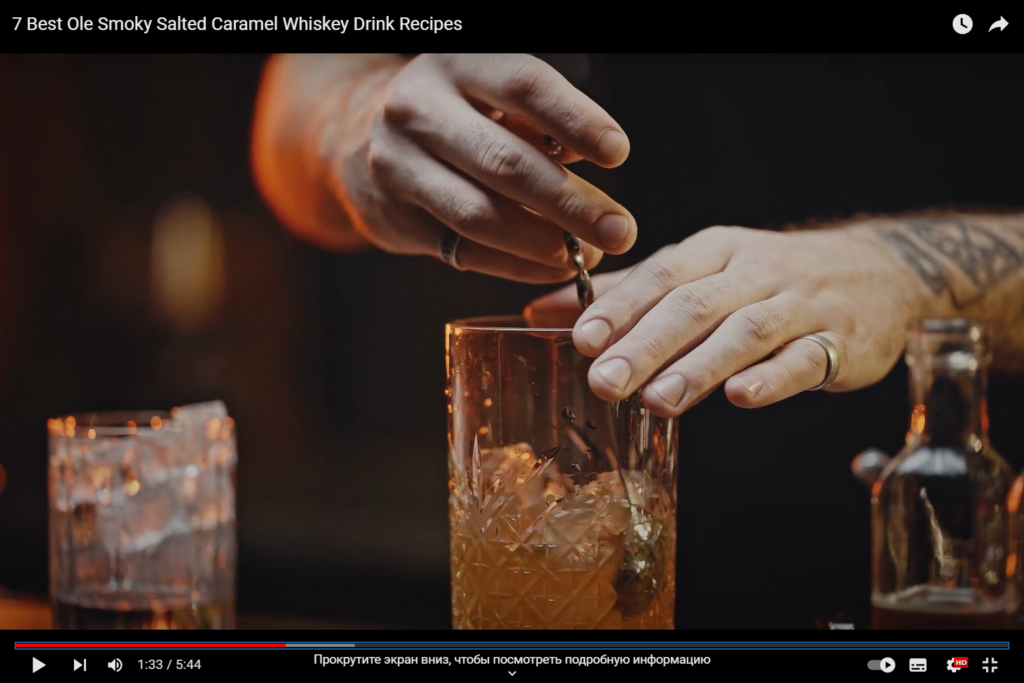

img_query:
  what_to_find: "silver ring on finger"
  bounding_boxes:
[438,228,466,270]
[800,333,841,391]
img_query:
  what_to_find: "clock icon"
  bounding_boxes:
[953,14,973,34]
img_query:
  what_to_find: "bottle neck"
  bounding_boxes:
[907,358,989,448]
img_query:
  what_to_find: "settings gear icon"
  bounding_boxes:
[947,658,960,672]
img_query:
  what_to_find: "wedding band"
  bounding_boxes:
[801,333,840,391]
[439,229,465,270]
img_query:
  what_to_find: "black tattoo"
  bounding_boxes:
[876,228,948,294]
[876,218,1023,309]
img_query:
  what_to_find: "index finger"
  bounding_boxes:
[445,54,629,168]
[572,235,734,356]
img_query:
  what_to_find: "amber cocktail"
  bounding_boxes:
[447,317,677,629]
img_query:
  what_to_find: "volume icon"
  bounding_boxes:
[108,658,123,672]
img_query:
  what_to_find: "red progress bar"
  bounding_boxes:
[16,643,286,648]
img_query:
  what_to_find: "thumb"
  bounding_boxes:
[524,269,632,328]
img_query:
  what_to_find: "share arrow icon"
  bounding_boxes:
[989,16,1008,31]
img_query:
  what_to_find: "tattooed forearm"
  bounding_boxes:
[874,216,1024,309]
[870,213,1024,371]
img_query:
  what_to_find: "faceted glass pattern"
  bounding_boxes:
[447,317,677,629]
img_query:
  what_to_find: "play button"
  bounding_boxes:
[32,658,45,673]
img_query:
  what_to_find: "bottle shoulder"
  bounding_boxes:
[879,442,1014,489]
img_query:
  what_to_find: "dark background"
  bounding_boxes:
[0,53,1021,629]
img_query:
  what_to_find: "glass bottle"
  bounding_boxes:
[1011,475,1023,629]
[871,319,1015,629]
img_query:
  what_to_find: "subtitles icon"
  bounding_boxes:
[910,659,927,672]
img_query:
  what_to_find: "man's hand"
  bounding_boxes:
[312,54,636,282]
[525,223,925,416]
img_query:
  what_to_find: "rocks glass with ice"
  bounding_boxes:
[48,402,236,629]
[447,317,678,629]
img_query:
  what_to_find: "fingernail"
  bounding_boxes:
[593,214,630,251]
[736,375,763,398]
[596,129,629,163]
[649,374,687,407]
[577,319,612,351]
[594,358,632,393]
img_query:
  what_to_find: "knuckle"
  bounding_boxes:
[737,304,791,347]
[668,287,717,326]
[630,333,664,362]
[654,244,680,262]
[699,225,735,241]
[554,187,589,220]
[380,89,420,127]
[365,137,397,181]
[694,224,751,245]
[477,136,531,181]
[641,258,679,294]
[446,196,493,237]
[505,60,548,101]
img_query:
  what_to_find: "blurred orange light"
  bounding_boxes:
[87,429,96,440]
[1009,477,1023,514]
[909,404,925,437]
[151,416,163,430]
[151,194,225,332]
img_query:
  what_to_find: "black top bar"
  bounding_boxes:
[1,5,1020,51]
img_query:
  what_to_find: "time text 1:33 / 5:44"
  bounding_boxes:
[139,660,202,670]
